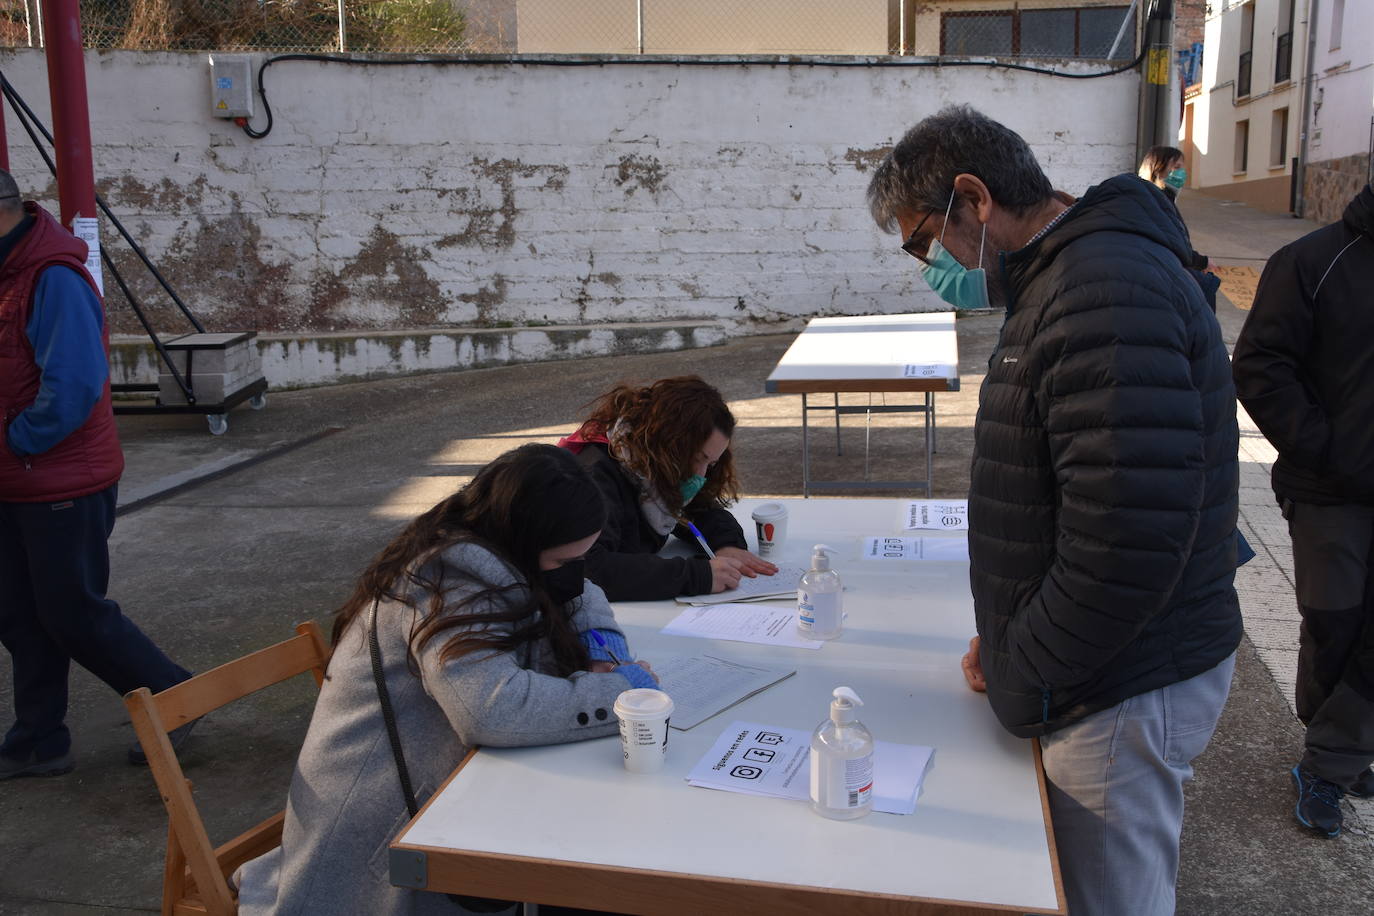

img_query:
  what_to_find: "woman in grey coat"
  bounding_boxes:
[236,444,657,915]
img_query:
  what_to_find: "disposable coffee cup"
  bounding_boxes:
[751,503,788,558]
[614,688,674,774]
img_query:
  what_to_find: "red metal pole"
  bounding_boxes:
[40,0,96,228]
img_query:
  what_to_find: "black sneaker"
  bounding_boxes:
[1292,765,1344,838]
[1349,768,1374,799]
[128,718,200,766]
[0,749,74,780]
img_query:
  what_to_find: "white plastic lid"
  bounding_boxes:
[811,543,837,570]
[751,502,787,521]
[614,688,675,719]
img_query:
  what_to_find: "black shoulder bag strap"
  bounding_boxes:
[367,600,519,914]
[368,599,419,818]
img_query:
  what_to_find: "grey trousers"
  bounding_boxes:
[1287,500,1374,787]
[1040,654,1236,916]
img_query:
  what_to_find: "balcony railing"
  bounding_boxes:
[1238,50,1253,97]
[1275,32,1293,83]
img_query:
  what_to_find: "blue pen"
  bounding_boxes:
[685,520,717,559]
[588,629,626,667]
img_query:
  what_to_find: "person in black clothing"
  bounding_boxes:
[558,376,777,601]
[868,106,1241,916]
[1232,183,1374,839]
[1138,145,1220,311]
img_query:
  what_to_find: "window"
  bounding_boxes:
[941,12,1012,56]
[1270,108,1289,168]
[1275,0,1294,83]
[940,7,1135,59]
[1237,2,1255,97]
[1235,120,1250,173]
[1330,0,1345,51]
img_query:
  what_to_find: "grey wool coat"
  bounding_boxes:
[236,542,632,915]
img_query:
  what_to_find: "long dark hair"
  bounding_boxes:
[574,375,740,512]
[332,444,605,677]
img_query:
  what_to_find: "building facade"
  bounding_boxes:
[1187,0,1370,218]
[1189,0,1305,213]
[1301,0,1373,223]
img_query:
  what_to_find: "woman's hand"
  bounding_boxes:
[961,635,987,693]
[618,660,658,684]
[708,555,748,592]
[714,546,779,577]
[589,661,616,674]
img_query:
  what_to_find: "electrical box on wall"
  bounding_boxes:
[208,54,254,119]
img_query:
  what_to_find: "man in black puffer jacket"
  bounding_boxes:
[1233,184,1374,839]
[868,107,1241,916]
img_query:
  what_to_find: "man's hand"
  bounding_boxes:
[714,546,778,577]
[961,635,987,693]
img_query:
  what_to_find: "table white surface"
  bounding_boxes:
[764,313,960,392]
[395,499,1062,915]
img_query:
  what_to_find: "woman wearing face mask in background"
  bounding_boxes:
[1139,145,1220,311]
[235,444,656,916]
[558,376,776,601]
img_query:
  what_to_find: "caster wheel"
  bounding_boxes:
[207,414,228,436]
[249,393,267,410]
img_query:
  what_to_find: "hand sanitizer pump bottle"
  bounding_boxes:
[810,686,874,820]
[797,544,842,640]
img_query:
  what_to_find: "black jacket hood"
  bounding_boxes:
[1343,183,1374,238]
[1005,174,1196,297]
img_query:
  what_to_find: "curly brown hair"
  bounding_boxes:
[574,375,740,513]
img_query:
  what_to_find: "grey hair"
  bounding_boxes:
[0,169,21,215]
[867,105,1053,233]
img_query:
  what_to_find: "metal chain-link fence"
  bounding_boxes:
[1,1,1138,59]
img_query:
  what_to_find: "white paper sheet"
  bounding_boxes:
[652,655,796,731]
[685,721,935,815]
[661,603,823,650]
[901,500,969,531]
[676,566,807,604]
[861,536,969,562]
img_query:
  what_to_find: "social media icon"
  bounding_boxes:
[730,765,763,780]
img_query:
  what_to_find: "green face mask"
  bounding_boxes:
[679,475,707,504]
[1165,168,1187,190]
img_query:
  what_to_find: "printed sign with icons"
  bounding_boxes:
[902,500,969,531]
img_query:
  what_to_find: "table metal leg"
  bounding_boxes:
[925,392,934,495]
[834,392,842,456]
[801,393,810,499]
[932,394,938,453]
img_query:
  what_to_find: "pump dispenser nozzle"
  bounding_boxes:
[830,686,864,724]
[810,544,837,571]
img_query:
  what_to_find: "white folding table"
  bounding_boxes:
[391,499,1063,915]
[765,313,961,496]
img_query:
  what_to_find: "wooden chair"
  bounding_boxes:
[125,621,331,916]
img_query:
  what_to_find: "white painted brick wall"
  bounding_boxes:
[2,51,1138,336]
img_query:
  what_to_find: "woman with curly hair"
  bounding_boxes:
[235,444,655,915]
[559,375,777,600]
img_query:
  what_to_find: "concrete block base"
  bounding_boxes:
[112,320,729,393]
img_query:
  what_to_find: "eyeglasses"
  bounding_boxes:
[900,208,941,266]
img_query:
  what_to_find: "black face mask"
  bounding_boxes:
[540,559,586,606]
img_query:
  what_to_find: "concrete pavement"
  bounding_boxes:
[2,190,1372,915]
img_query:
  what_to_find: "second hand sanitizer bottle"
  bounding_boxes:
[797,544,842,640]
[810,686,874,820]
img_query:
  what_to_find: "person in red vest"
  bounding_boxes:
[0,170,192,779]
